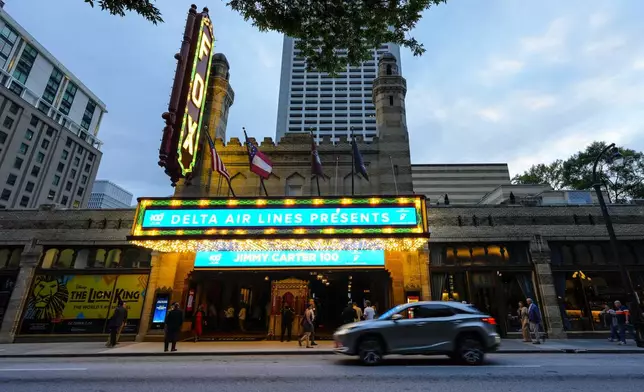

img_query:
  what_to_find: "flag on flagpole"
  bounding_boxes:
[243,130,273,179]
[351,138,369,181]
[204,131,230,181]
[310,132,324,178]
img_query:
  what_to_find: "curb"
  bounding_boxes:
[1,348,643,358]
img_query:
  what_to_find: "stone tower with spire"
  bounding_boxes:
[372,52,413,195]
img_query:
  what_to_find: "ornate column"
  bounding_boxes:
[530,239,567,339]
[0,243,42,343]
[419,246,431,301]
[135,251,164,342]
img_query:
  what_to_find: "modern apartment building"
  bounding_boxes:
[0,9,106,209]
[87,180,133,209]
[412,163,512,205]
[275,36,401,143]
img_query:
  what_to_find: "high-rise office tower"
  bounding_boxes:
[87,180,133,209]
[0,9,107,209]
[275,36,401,142]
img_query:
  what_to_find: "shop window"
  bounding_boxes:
[41,249,59,268]
[573,244,592,265]
[105,249,121,268]
[56,249,75,268]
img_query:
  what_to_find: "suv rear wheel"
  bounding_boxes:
[358,337,384,366]
[456,335,485,366]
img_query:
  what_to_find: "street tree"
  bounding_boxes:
[82,0,447,73]
[512,142,644,203]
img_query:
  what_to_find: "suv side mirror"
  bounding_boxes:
[391,314,403,322]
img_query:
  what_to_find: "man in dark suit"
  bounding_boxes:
[164,302,184,352]
[280,304,295,342]
[107,300,128,348]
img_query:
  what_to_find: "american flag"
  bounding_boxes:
[205,131,230,181]
[246,142,273,179]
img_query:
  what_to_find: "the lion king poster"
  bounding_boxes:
[20,274,148,335]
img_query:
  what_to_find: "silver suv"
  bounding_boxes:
[333,301,501,365]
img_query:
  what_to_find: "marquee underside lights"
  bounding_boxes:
[130,238,428,253]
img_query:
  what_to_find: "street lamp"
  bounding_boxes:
[592,143,643,347]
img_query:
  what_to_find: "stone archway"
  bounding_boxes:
[268,278,309,339]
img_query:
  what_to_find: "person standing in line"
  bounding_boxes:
[308,299,318,346]
[106,300,128,348]
[363,300,376,321]
[164,302,184,352]
[342,302,357,325]
[281,303,295,342]
[518,301,530,342]
[238,304,247,332]
[613,300,630,345]
[352,302,363,322]
[526,298,542,344]
[192,304,206,342]
[298,304,314,348]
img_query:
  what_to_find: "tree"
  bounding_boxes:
[560,142,644,203]
[511,160,564,190]
[512,142,644,203]
[83,0,448,73]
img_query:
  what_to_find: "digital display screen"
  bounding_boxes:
[152,295,169,324]
[141,207,417,229]
[194,250,386,268]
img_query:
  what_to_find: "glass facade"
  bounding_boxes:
[550,241,644,332]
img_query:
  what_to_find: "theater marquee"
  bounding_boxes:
[128,196,429,252]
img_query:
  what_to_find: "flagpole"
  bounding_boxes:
[334,156,339,195]
[350,128,355,196]
[243,127,269,197]
[226,177,236,197]
[389,155,398,196]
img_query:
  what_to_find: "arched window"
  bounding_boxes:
[92,249,107,268]
[106,249,122,268]
[56,249,75,268]
[8,249,21,267]
[122,248,142,268]
[0,249,10,268]
[74,249,90,269]
[41,249,59,268]
[386,64,392,75]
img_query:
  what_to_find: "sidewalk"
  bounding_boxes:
[0,339,643,358]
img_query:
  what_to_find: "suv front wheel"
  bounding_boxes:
[358,337,384,366]
[456,336,485,366]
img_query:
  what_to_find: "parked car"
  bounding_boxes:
[333,301,501,365]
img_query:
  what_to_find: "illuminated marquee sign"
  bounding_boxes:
[194,250,386,268]
[129,196,428,240]
[176,13,214,176]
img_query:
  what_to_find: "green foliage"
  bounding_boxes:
[512,142,644,203]
[83,0,447,73]
[84,0,163,24]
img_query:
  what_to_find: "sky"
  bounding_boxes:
[6,0,644,200]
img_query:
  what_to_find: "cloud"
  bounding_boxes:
[520,18,569,59]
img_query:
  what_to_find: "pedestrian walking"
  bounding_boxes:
[352,302,362,322]
[192,304,206,342]
[600,304,618,341]
[613,300,630,345]
[106,300,128,348]
[526,298,543,344]
[280,303,295,342]
[518,301,530,342]
[308,298,318,346]
[342,302,357,325]
[164,302,184,352]
[363,300,376,321]
[298,304,315,348]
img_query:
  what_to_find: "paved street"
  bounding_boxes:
[0,354,642,392]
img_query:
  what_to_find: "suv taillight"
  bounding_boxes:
[481,317,497,325]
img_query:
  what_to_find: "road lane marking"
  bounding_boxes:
[405,365,542,368]
[0,368,87,372]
